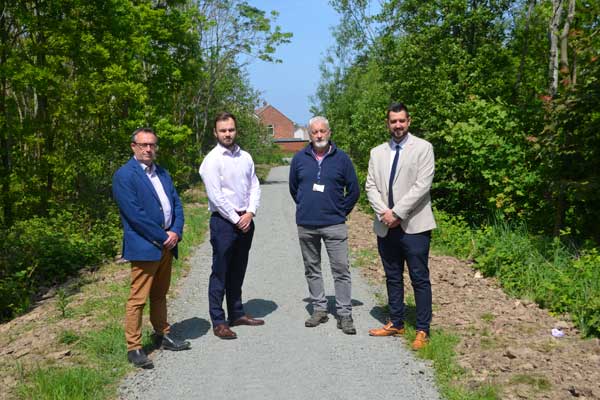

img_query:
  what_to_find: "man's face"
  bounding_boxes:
[387,110,411,142]
[131,132,158,166]
[214,118,237,149]
[309,121,331,150]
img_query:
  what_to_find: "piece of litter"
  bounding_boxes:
[551,328,565,338]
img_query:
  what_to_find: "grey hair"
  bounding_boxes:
[308,116,330,130]
[130,127,158,143]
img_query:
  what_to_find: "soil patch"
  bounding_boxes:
[347,208,600,400]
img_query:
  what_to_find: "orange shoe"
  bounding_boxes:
[411,330,429,350]
[368,322,405,337]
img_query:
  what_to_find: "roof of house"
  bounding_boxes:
[255,103,294,124]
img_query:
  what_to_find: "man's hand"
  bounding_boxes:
[163,231,179,250]
[381,209,401,228]
[236,212,254,233]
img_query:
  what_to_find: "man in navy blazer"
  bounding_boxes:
[113,127,190,368]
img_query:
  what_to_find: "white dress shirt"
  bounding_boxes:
[199,143,261,224]
[138,161,172,229]
[389,135,408,176]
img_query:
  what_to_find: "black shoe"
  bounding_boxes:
[154,333,191,351]
[127,349,153,369]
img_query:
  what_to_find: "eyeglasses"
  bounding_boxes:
[133,142,158,150]
[311,129,329,134]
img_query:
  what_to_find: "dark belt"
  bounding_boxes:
[211,210,246,217]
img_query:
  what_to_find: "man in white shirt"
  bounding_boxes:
[199,112,263,339]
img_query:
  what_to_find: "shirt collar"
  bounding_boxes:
[217,142,240,155]
[310,142,332,158]
[135,157,154,174]
[389,134,409,150]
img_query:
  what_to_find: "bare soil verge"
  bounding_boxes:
[347,208,600,400]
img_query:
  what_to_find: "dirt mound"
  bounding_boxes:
[347,209,600,400]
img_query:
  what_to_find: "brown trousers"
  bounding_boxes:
[125,248,173,351]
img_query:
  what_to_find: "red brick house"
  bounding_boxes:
[255,103,308,153]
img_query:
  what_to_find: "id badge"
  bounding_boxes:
[312,183,325,192]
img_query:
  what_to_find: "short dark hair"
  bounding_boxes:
[131,127,157,143]
[214,112,237,130]
[387,102,410,119]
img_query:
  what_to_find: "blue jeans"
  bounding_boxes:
[377,229,432,333]
[208,213,254,326]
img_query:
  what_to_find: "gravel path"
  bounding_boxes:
[119,166,440,400]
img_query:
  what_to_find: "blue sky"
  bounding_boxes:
[245,1,341,125]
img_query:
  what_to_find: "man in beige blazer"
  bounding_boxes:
[365,102,436,350]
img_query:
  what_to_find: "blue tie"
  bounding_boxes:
[388,144,400,208]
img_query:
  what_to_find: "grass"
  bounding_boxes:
[509,374,551,391]
[350,248,379,269]
[413,328,500,400]
[14,195,211,400]
[58,330,80,345]
[432,209,600,337]
[18,367,111,400]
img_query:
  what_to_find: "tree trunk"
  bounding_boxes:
[559,0,575,85]
[514,0,536,97]
[548,0,563,96]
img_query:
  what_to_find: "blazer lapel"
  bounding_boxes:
[132,160,160,202]
[382,145,391,193]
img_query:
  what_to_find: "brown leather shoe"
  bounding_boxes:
[412,330,429,350]
[213,323,237,339]
[230,315,265,327]
[368,322,405,337]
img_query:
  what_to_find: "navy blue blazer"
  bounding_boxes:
[112,157,184,261]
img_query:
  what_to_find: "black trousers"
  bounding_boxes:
[208,213,254,326]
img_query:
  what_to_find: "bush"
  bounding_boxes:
[0,209,121,321]
[432,210,476,259]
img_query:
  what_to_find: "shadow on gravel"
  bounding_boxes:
[302,296,365,316]
[243,298,278,318]
[170,317,211,339]
[369,304,417,327]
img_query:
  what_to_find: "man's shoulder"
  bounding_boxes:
[200,146,220,168]
[290,147,309,162]
[330,146,353,163]
[238,147,255,162]
[408,133,433,148]
[154,163,172,177]
[113,158,136,178]
[370,142,389,154]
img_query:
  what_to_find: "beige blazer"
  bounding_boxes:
[365,133,436,237]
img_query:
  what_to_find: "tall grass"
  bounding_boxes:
[432,210,600,337]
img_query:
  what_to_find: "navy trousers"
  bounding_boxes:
[208,213,254,326]
[377,228,432,333]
